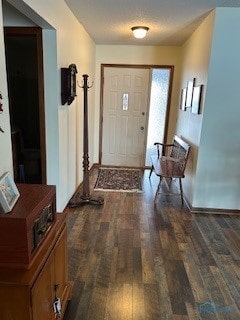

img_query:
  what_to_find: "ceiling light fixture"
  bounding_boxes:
[131,26,149,39]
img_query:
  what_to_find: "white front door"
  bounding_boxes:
[102,67,150,167]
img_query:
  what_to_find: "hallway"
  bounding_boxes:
[64,169,240,319]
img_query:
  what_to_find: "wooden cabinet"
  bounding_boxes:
[32,226,70,320]
[31,226,69,320]
[32,251,55,320]
[0,186,71,320]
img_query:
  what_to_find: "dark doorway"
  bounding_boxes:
[4,27,46,184]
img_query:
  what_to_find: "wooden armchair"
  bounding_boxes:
[149,135,191,205]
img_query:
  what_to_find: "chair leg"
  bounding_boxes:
[154,176,163,202]
[149,165,154,178]
[179,178,184,205]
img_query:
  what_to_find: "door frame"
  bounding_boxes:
[4,27,46,184]
[99,64,174,166]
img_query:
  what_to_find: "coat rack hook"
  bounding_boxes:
[77,79,94,89]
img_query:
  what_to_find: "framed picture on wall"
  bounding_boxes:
[180,88,187,111]
[186,78,196,108]
[0,172,20,213]
[191,85,203,114]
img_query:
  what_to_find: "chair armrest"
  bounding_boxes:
[154,142,174,147]
[153,142,174,159]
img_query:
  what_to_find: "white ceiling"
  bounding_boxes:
[65,0,240,46]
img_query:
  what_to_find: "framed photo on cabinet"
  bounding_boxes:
[0,172,20,213]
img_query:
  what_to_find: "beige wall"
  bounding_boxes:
[178,8,240,210]
[94,45,181,161]
[193,8,240,209]
[177,11,215,204]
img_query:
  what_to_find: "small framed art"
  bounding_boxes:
[180,88,187,111]
[0,172,20,213]
[186,78,196,108]
[191,85,203,114]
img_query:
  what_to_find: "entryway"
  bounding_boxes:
[100,64,173,168]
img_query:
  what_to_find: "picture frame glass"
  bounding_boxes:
[180,88,187,111]
[0,172,20,213]
[186,78,195,108]
[192,85,203,114]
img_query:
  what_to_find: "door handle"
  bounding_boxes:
[140,126,144,130]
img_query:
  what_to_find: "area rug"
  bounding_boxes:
[94,168,142,192]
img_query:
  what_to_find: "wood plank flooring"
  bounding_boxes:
[64,169,240,320]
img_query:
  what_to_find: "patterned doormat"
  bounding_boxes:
[94,168,142,192]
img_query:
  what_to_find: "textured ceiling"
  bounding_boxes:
[65,0,240,46]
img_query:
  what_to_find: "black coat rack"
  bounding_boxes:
[69,74,104,207]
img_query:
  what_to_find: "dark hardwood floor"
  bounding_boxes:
[64,169,240,320]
